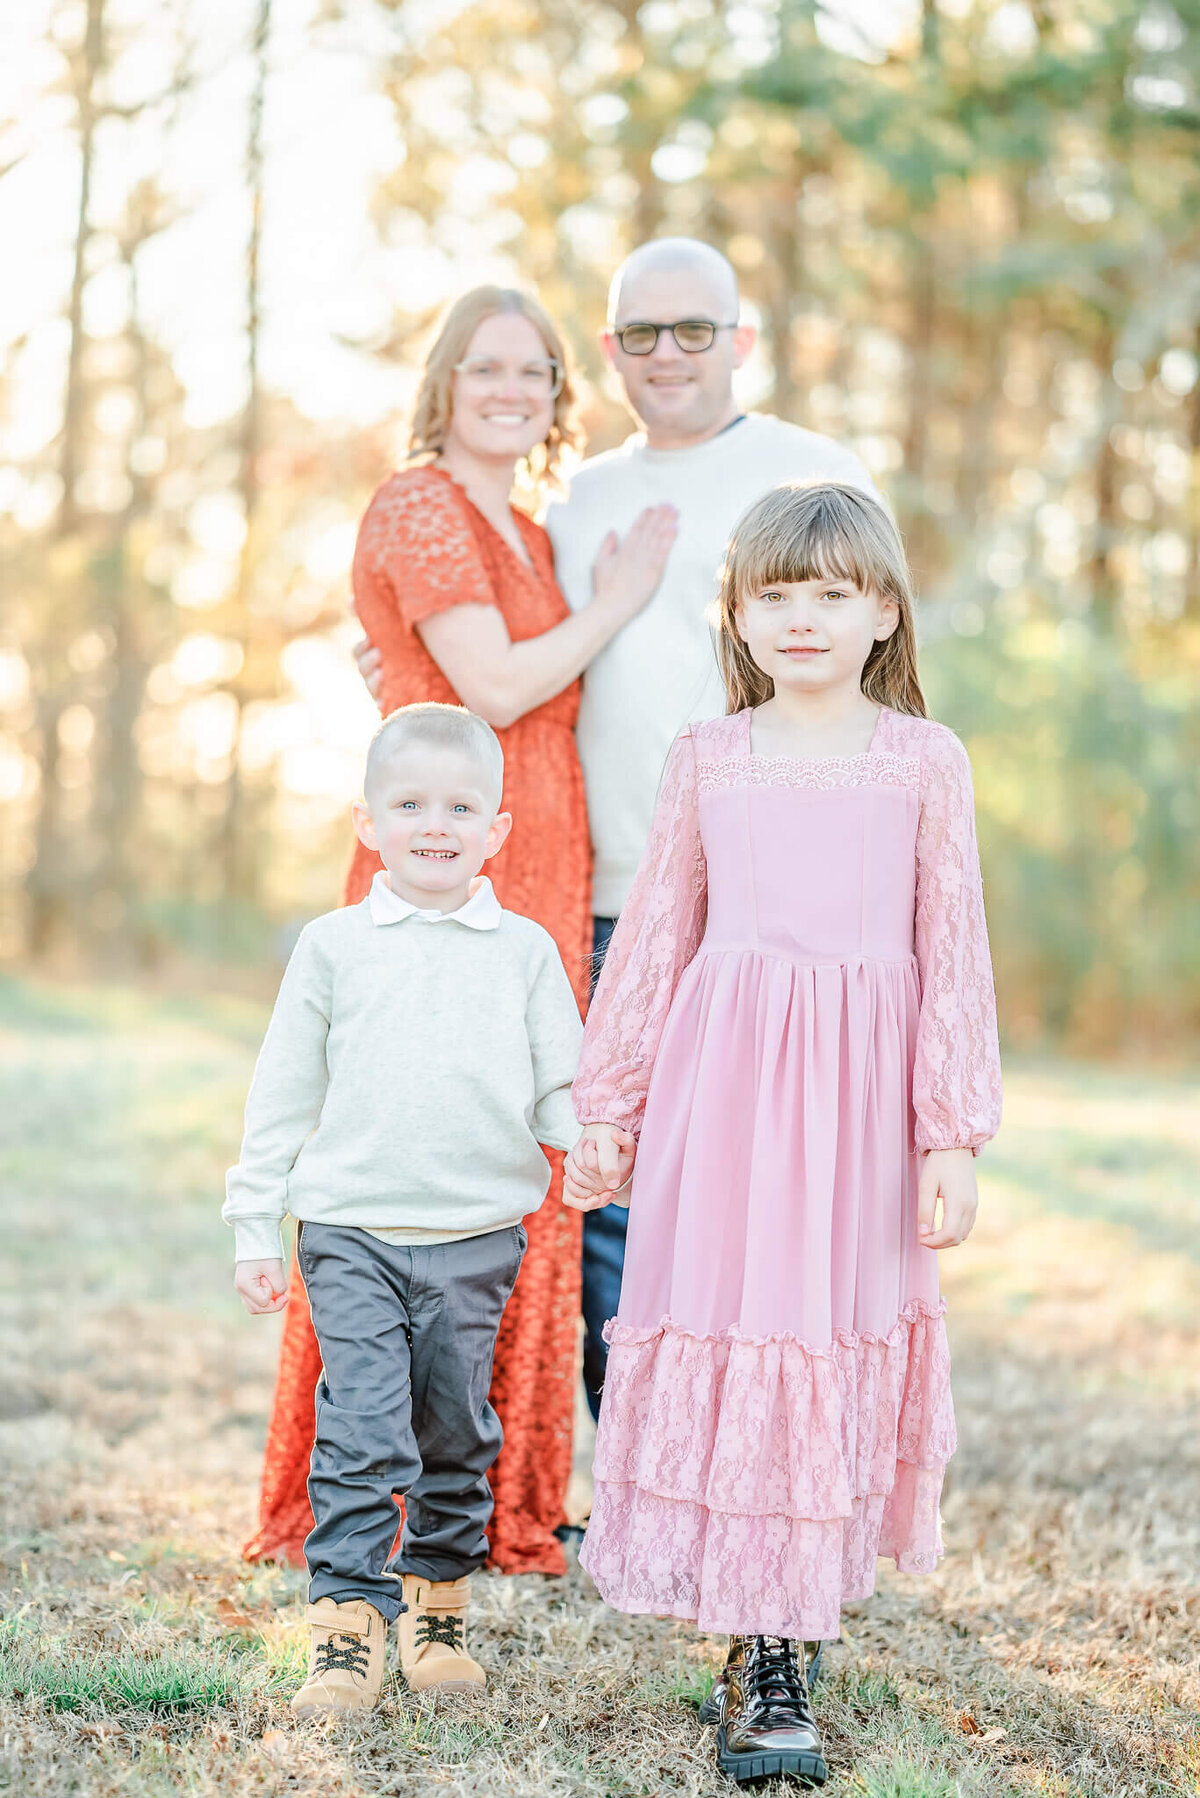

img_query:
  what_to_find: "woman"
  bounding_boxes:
[245,286,677,1576]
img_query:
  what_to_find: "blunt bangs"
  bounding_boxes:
[713,480,928,721]
[732,486,902,602]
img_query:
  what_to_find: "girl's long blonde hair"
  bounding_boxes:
[406,286,584,495]
[713,482,927,718]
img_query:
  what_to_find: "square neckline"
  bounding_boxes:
[742,704,891,764]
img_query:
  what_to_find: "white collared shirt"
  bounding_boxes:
[367,871,502,931]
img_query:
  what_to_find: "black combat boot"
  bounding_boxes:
[715,1634,827,1787]
[698,1634,749,1724]
[699,1637,824,1726]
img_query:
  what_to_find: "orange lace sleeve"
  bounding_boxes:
[352,467,496,639]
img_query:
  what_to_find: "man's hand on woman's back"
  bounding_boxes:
[351,609,386,709]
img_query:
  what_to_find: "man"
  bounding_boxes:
[545,239,879,1420]
[356,237,880,1421]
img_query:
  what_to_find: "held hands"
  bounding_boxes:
[564,1124,637,1211]
[917,1149,979,1250]
[591,505,679,625]
[234,1258,289,1315]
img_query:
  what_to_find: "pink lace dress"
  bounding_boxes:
[573,707,1002,1642]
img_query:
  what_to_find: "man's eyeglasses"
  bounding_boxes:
[453,357,564,397]
[612,320,738,356]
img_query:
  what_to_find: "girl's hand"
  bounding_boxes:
[234,1258,289,1314]
[563,1124,636,1211]
[590,505,678,626]
[917,1149,978,1249]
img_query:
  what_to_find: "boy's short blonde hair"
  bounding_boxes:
[363,704,505,809]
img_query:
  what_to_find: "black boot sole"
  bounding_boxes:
[699,1643,825,1726]
[716,1728,827,1787]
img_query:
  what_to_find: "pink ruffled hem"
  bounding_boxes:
[580,1301,953,1640]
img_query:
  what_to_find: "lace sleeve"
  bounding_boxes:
[572,731,707,1135]
[912,728,1002,1153]
[352,468,494,638]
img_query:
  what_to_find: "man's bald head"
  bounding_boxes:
[607,238,740,326]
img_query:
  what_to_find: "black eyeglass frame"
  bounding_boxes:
[611,319,740,355]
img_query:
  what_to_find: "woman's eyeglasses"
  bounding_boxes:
[612,320,737,355]
[453,357,564,398]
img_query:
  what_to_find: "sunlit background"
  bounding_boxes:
[2,0,1198,1050]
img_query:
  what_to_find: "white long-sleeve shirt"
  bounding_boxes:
[546,414,881,916]
[223,877,583,1262]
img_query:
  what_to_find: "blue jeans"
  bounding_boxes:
[581,916,629,1423]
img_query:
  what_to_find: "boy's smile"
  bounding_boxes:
[353,744,512,913]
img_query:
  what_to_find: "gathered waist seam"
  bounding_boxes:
[695,944,917,973]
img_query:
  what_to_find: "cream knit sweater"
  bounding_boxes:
[223,890,583,1262]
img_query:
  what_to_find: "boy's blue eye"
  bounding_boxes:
[399,800,418,809]
[452,804,471,813]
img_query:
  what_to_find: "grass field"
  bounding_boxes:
[1,973,1197,1798]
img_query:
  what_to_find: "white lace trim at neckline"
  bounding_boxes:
[697,749,921,794]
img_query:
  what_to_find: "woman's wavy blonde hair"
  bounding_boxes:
[713,481,927,718]
[406,286,584,495]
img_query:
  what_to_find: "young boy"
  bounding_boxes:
[224,703,583,1716]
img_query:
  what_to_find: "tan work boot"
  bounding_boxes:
[397,1574,485,1693]
[291,1597,389,1716]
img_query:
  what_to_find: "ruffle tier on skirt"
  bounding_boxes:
[579,1298,954,1641]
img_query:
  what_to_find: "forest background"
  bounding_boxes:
[2,0,1199,1051]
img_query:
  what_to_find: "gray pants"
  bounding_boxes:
[297,1220,526,1621]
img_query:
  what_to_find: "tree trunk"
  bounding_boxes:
[219,0,270,903]
[1186,317,1200,619]
[90,238,156,963]
[1090,328,1119,632]
[766,165,805,424]
[26,696,70,960]
[58,0,104,537]
[903,233,937,580]
[27,0,105,958]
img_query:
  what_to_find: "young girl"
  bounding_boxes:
[565,481,1002,1789]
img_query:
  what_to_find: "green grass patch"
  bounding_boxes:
[0,1617,284,1715]
[845,1750,1001,1797]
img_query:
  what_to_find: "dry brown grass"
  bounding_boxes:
[1,974,1197,1797]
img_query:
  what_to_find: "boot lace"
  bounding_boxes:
[415,1613,464,1651]
[314,1631,370,1679]
[742,1636,815,1728]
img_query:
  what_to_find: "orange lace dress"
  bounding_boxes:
[244,464,592,1577]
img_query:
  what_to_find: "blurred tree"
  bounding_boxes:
[24,0,108,958]
[218,0,272,905]
[3,0,1197,1044]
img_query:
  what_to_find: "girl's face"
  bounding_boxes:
[442,312,558,467]
[735,573,899,698]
